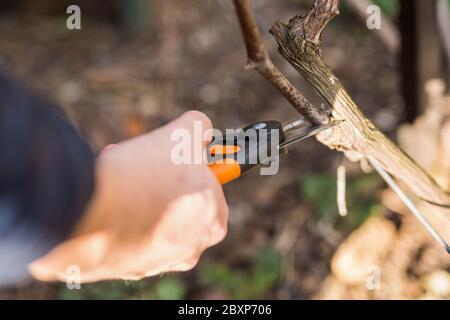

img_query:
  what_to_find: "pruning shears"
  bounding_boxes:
[208,118,342,184]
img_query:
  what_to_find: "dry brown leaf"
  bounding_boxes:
[330,215,397,286]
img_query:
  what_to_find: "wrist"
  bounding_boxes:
[71,154,121,236]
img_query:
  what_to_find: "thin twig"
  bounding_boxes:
[368,156,450,254]
[337,164,348,216]
[232,0,329,125]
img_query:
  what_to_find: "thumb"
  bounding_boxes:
[167,110,214,147]
[28,231,109,283]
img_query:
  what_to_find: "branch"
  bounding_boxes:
[232,0,329,125]
[232,0,450,243]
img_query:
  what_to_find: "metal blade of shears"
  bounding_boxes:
[278,119,344,150]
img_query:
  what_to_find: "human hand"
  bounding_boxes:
[29,111,228,283]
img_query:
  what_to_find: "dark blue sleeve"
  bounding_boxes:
[0,71,95,287]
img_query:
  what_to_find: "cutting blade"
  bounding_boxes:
[278,119,344,150]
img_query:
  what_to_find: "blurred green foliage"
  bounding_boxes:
[150,278,187,300]
[120,0,152,31]
[199,247,281,299]
[58,247,281,300]
[59,280,143,300]
[58,276,186,300]
[372,0,399,18]
[301,172,382,230]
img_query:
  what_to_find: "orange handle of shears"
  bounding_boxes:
[207,121,283,185]
[207,144,242,185]
[208,160,241,185]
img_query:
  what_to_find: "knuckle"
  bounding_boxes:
[217,224,228,241]
[178,256,200,271]
[183,110,212,129]
[209,222,228,245]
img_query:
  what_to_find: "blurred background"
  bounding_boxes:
[0,0,449,299]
